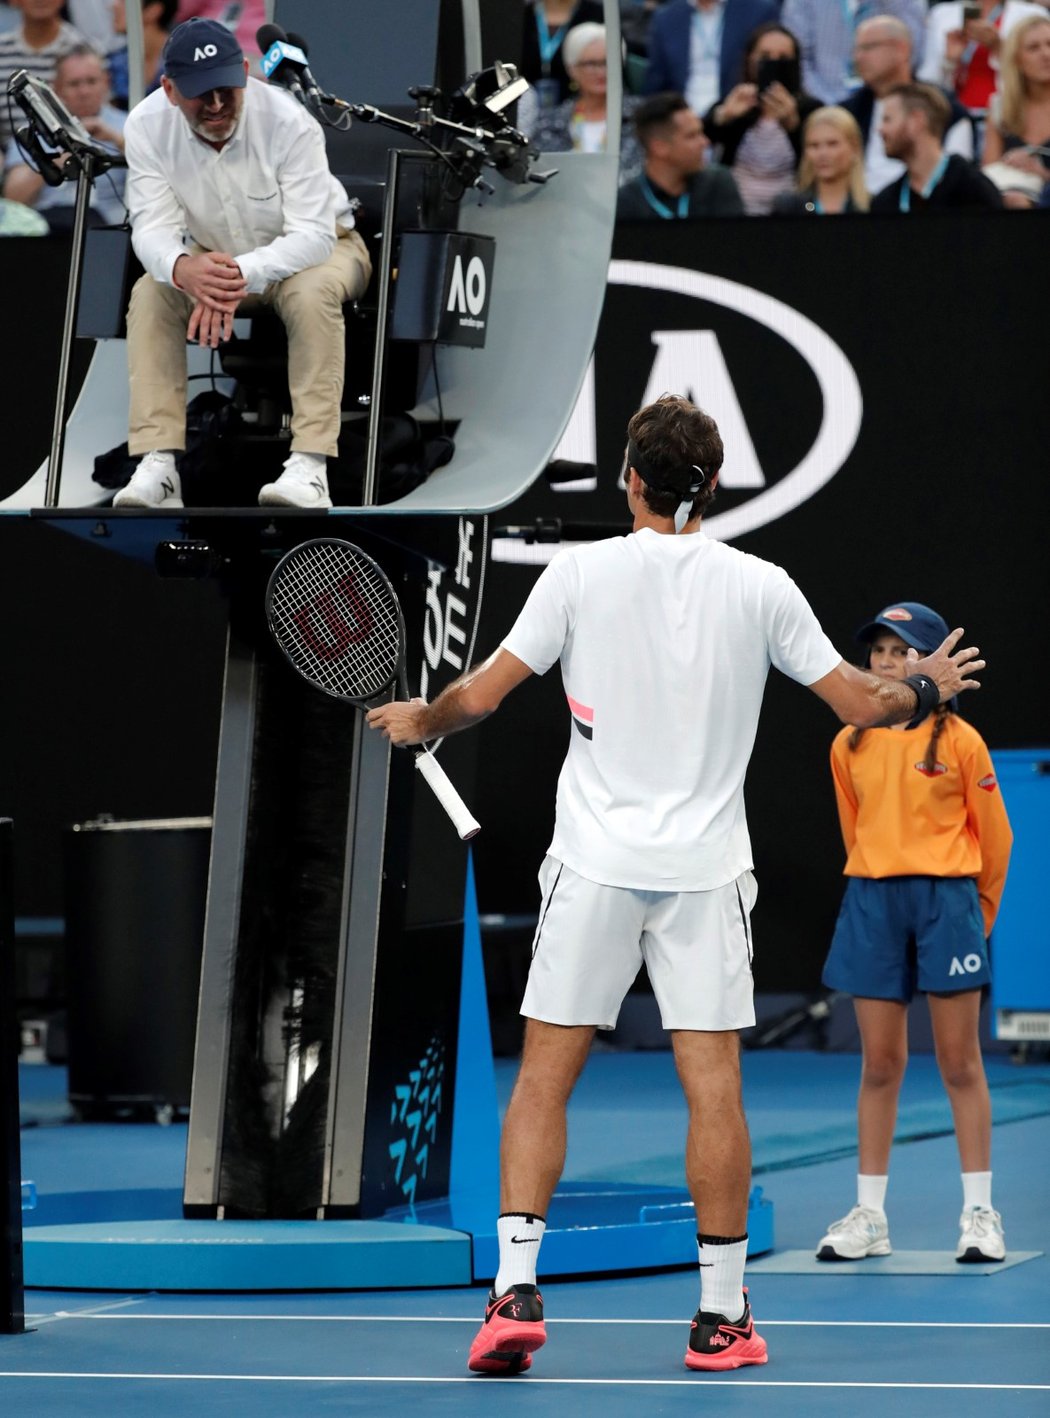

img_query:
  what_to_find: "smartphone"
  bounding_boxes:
[756,56,800,94]
[962,3,982,23]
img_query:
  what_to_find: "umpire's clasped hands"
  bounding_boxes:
[173,250,248,346]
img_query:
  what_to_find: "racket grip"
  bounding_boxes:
[415,751,481,840]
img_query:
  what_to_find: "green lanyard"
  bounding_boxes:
[899,153,950,211]
[641,176,690,218]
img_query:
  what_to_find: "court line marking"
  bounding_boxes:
[0,1373,1047,1389]
[26,1298,145,1328]
[43,1313,1050,1328]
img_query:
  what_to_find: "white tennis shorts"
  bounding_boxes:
[520,856,758,1032]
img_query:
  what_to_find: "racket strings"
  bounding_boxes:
[269,542,401,700]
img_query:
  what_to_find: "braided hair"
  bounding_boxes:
[850,701,953,762]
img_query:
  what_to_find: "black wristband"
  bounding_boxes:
[903,673,940,728]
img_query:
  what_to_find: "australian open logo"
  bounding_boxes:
[549,262,864,543]
[914,761,948,777]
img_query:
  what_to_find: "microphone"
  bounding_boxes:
[256,22,310,106]
[285,32,327,109]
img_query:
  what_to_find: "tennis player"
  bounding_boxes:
[367,394,985,1376]
[816,602,1012,1265]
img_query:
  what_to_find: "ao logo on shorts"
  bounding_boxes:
[194,44,219,60]
[949,955,983,976]
[553,262,863,542]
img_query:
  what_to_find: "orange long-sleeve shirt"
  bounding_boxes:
[830,715,1013,936]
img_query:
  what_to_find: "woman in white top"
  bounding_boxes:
[919,0,1048,114]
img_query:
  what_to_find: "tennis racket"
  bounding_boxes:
[265,537,481,841]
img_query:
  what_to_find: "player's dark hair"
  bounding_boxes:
[634,91,690,150]
[886,81,952,140]
[626,394,723,520]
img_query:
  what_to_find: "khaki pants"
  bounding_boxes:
[127,228,372,458]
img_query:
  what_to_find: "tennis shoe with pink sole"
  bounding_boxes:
[685,1291,768,1371]
[467,1283,546,1375]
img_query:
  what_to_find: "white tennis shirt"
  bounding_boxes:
[124,77,355,293]
[502,529,840,891]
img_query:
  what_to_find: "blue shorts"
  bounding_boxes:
[822,876,989,1002]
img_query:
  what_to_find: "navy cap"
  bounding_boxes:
[163,18,246,98]
[855,601,950,655]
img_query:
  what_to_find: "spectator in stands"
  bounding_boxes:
[643,0,780,123]
[109,0,176,109]
[0,0,88,156]
[113,18,371,511]
[920,0,1048,116]
[701,22,822,214]
[773,105,870,212]
[617,89,744,218]
[67,0,121,56]
[174,1,266,65]
[781,0,927,105]
[870,81,1004,208]
[529,23,645,186]
[843,16,976,195]
[521,0,603,114]
[3,44,126,230]
[981,14,1050,205]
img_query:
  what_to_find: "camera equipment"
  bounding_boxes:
[8,69,127,177]
[253,23,554,198]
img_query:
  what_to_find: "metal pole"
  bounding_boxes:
[363,148,436,507]
[0,819,25,1335]
[362,147,403,508]
[44,152,96,508]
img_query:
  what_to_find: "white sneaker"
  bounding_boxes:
[956,1206,1005,1263]
[113,451,183,508]
[816,1204,891,1261]
[258,453,332,509]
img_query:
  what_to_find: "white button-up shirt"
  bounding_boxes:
[124,76,355,293]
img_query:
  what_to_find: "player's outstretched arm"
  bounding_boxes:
[367,649,533,746]
[809,629,985,727]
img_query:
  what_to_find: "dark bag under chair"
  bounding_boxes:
[92,391,261,507]
[329,413,455,506]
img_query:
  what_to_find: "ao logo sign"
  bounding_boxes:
[556,261,863,540]
[194,43,219,59]
[447,255,487,317]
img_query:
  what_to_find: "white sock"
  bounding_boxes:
[288,450,325,468]
[697,1234,748,1322]
[494,1212,546,1294]
[857,1174,888,1212]
[962,1171,992,1211]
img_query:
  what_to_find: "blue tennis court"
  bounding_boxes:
[4,1051,1048,1417]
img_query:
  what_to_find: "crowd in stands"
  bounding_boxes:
[0,0,262,232]
[2,0,1049,234]
[518,0,1050,216]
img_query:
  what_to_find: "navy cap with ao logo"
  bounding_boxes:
[855,602,951,655]
[163,18,247,98]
